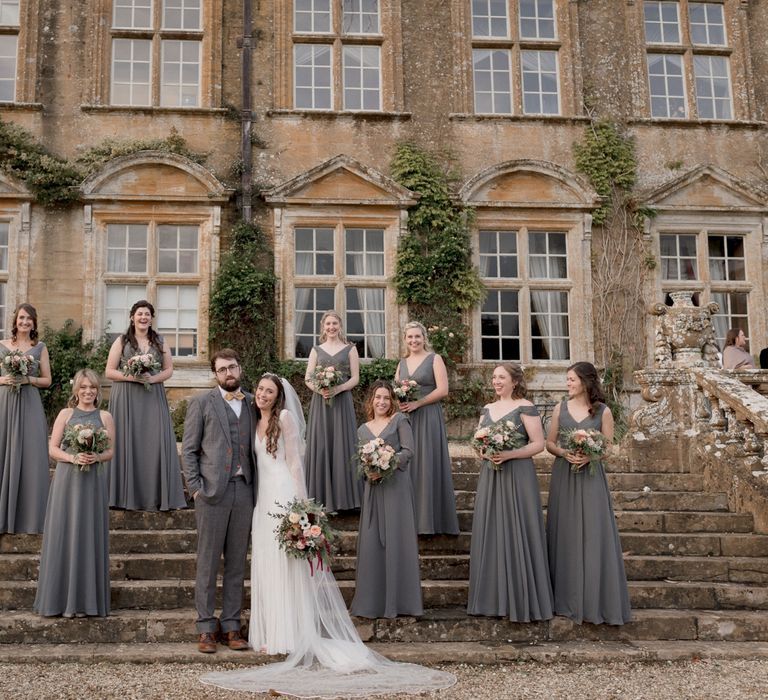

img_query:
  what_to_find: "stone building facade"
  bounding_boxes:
[2,0,768,390]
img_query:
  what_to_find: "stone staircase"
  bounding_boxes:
[0,446,767,662]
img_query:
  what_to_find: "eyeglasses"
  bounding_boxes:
[215,364,240,375]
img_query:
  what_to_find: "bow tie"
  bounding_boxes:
[224,391,245,401]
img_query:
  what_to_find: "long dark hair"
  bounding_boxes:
[254,373,286,458]
[568,361,605,417]
[11,303,39,344]
[122,300,164,353]
[364,380,397,421]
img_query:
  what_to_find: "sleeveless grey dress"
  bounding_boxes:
[34,407,110,617]
[467,405,553,621]
[350,413,423,619]
[305,344,361,511]
[108,338,186,511]
[546,401,631,625]
[0,342,50,534]
[397,354,459,535]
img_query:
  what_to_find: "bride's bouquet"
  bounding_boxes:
[62,423,111,472]
[272,498,338,575]
[355,437,399,484]
[311,364,343,406]
[470,420,526,470]
[122,353,161,391]
[392,378,419,403]
[2,350,38,393]
[560,428,607,475]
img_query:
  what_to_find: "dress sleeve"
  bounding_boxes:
[519,405,540,418]
[395,414,414,471]
[281,410,308,499]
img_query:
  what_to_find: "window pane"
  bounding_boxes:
[157,225,199,274]
[157,285,198,356]
[0,34,16,101]
[111,39,152,106]
[530,290,569,360]
[295,0,331,33]
[660,233,698,280]
[163,0,202,30]
[644,1,681,43]
[647,53,687,118]
[472,0,508,38]
[113,0,152,29]
[711,292,749,347]
[295,227,335,275]
[105,284,147,340]
[342,0,380,34]
[107,224,149,273]
[473,49,511,115]
[521,50,559,115]
[481,290,520,361]
[295,286,335,357]
[345,287,386,358]
[479,230,518,279]
[343,45,380,111]
[161,40,200,107]
[693,55,732,120]
[0,221,8,272]
[528,232,567,279]
[295,44,333,109]
[519,0,556,40]
[345,228,384,276]
[690,2,725,46]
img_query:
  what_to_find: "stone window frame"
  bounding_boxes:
[633,0,755,122]
[450,0,583,119]
[272,0,406,114]
[0,0,41,106]
[83,0,223,110]
[0,176,31,336]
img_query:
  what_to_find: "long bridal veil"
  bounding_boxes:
[200,376,456,698]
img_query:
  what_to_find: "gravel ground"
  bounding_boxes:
[1,659,767,700]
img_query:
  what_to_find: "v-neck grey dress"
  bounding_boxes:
[397,354,459,535]
[0,342,50,534]
[305,344,362,511]
[350,412,423,618]
[34,407,110,617]
[546,401,631,625]
[467,405,553,621]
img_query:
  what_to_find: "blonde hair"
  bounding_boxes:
[68,368,103,408]
[402,321,432,356]
[318,310,348,344]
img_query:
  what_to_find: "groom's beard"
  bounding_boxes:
[217,376,241,392]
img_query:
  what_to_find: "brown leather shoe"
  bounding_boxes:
[197,632,217,653]
[223,629,249,650]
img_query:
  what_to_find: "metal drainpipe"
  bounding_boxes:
[241,0,254,223]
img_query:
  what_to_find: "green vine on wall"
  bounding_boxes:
[391,143,485,363]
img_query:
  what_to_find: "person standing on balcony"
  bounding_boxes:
[0,303,51,534]
[722,328,756,369]
[104,300,186,511]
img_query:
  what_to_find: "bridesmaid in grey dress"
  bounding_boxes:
[304,311,361,511]
[351,381,422,619]
[545,361,631,625]
[467,363,553,621]
[0,303,51,534]
[105,300,186,511]
[34,369,115,617]
[396,321,459,535]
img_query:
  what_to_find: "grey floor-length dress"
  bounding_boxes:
[546,401,631,625]
[351,412,423,619]
[0,342,50,534]
[34,407,110,617]
[397,354,459,535]
[108,338,186,511]
[305,344,361,511]
[467,405,553,621]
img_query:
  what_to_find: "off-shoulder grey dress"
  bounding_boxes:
[351,412,423,618]
[34,407,110,617]
[546,401,631,625]
[397,354,459,535]
[467,405,553,621]
[305,344,361,511]
[108,338,186,511]
[0,342,50,534]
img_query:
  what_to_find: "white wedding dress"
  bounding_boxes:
[201,408,456,698]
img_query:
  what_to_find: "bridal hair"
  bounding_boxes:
[11,303,39,344]
[497,363,527,399]
[402,320,432,356]
[364,380,397,421]
[567,361,605,417]
[255,373,286,458]
[318,310,348,344]
[122,300,164,354]
[68,368,102,408]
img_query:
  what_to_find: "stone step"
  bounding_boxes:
[624,555,768,585]
[614,511,754,533]
[628,581,768,610]
[619,533,768,558]
[1,608,767,646]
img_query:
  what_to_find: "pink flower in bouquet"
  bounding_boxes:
[296,539,306,550]
[309,524,322,537]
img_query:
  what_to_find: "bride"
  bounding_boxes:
[201,374,456,698]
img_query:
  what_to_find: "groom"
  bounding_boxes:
[181,349,257,653]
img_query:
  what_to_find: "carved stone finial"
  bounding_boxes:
[650,291,720,368]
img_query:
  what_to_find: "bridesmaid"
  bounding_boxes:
[545,361,631,625]
[467,363,553,622]
[395,321,459,535]
[105,300,186,511]
[304,310,361,512]
[34,369,115,617]
[351,381,422,619]
[0,303,51,534]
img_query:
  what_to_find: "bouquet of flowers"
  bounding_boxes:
[122,353,161,391]
[62,422,111,472]
[272,498,338,575]
[2,350,38,394]
[355,437,399,484]
[560,428,607,475]
[311,364,343,406]
[471,419,526,470]
[392,378,419,403]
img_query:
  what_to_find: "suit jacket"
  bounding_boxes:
[181,388,258,505]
